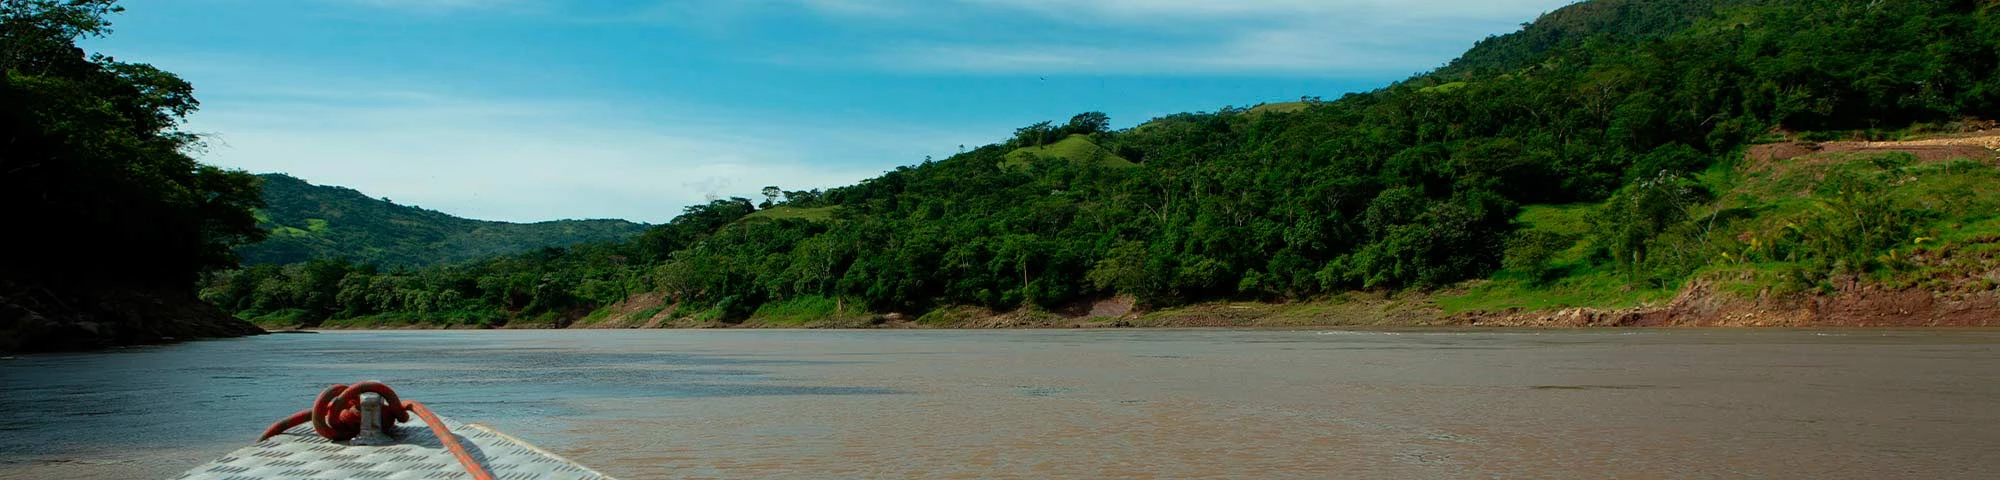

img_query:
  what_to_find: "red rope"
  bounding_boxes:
[259,381,495,480]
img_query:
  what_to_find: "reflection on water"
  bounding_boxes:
[3,329,1998,479]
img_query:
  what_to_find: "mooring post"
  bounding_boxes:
[350,392,395,446]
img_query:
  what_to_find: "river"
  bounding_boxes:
[2,329,1997,479]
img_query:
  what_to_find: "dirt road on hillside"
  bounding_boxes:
[1749,130,2000,163]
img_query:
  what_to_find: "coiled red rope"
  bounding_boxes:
[259,381,495,480]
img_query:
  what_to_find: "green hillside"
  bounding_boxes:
[1443,147,2000,313]
[1435,0,1740,79]
[1002,135,1135,169]
[203,0,2000,328]
[240,174,650,267]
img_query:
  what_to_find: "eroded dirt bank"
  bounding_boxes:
[1747,130,2000,164]
[1100,283,1997,329]
[1444,283,1999,328]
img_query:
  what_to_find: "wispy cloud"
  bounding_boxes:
[322,0,541,14]
[789,0,914,17]
[872,29,1444,76]
[169,57,977,223]
[316,0,1575,75]
[960,0,1570,21]
[787,0,1577,75]
[326,0,520,9]
[110,0,1575,223]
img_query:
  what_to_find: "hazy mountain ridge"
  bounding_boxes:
[241,173,651,267]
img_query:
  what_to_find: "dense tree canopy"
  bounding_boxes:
[2,0,264,290]
[202,0,2000,327]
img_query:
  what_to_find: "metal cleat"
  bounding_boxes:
[348,392,395,446]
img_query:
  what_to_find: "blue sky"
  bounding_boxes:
[87,0,1577,223]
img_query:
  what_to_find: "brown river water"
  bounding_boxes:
[2,329,1997,479]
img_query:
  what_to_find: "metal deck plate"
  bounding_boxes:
[176,416,613,480]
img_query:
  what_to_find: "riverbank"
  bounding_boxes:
[280,279,1997,331]
[1,281,265,353]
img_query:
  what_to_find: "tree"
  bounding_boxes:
[784,189,823,207]
[2,0,265,287]
[1588,171,1709,281]
[1065,112,1110,136]
[2,0,274,350]
[760,185,782,209]
[1012,121,1057,147]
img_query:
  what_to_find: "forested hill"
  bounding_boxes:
[204,0,2000,329]
[242,174,651,267]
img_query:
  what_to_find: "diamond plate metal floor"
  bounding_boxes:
[176,416,615,480]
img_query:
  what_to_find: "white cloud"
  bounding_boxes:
[170,59,972,223]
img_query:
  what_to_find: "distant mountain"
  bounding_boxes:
[239,174,650,267]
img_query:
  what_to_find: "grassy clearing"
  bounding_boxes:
[1418,82,1469,94]
[1517,204,1593,235]
[1002,135,1136,169]
[1439,149,2000,314]
[1244,101,1308,116]
[1873,160,2000,291]
[742,206,838,222]
[1515,203,1597,261]
[1718,154,1998,256]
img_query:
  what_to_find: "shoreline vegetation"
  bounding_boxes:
[253,131,2000,332]
[215,0,2000,336]
[279,289,2000,332]
[11,1,2000,352]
